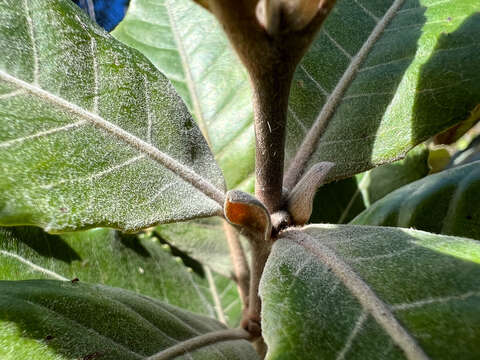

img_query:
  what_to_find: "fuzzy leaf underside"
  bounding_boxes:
[286,0,480,182]
[0,280,257,360]
[260,224,480,360]
[0,0,225,232]
[351,160,480,240]
[112,0,255,192]
[0,226,244,325]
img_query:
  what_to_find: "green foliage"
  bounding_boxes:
[0,280,257,359]
[0,227,241,325]
[351,160,480,240]
[0,0,479,359]
[261,225,480,359]
[112,0,255,192]
[0,0,224,232]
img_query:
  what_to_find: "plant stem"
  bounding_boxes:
[146,328,251,360]
[252,68,294,213]
[223,221,250,308]
[244,241,271,336]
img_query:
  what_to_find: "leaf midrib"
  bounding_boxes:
[285,227,430,360]
[284,0,408,189]
[163,0,212,148]
[0,69,225,207]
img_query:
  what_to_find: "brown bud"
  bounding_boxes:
[224,190,272,242]
[287,162,334,225]
[256,0,327,35]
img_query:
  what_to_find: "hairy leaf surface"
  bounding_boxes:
[285,0,480,185]
[0,280,257,360]
[0,227,242,326]
[351,160,480,240]
[0,0,225,232]
[112,0,255,191]
[261,224,480,359]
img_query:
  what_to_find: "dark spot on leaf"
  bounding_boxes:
[83,351,104,360]
[447,16,452,21]
[184,118,193,130]
[327,268,332,272]
[45,335,54,341]
[467,215,473,220]
[71,277,79,283]
[59,207,68,213]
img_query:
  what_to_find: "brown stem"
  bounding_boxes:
[243,241,271,338]
[252,68,294,212]
[146,328,251,360]
[223,221,250,308]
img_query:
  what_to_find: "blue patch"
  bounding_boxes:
[73,0,129,32]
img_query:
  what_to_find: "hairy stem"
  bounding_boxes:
[146,328,251,360]
[223,221,250,308]
[244,242,271,337]
[252,68,294,212]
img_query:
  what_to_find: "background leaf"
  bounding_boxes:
[155,217,249,279]
[0,227,241,326]
[357,144,430,207]
[0,280,258,359]
[285,0,480,184]
[351,160,480,240]
[112,0,255,192]
[0,0,224,232]
[261,224,480,360]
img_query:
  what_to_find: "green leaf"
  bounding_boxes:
[260,224,480,360]
[155,217,248,278]
[285,0,480,183]
[0,280,258,359]
[0,0,225,232]
[310,177,366,224]
[351,160,480,240]
[358,144,430,206]
[0,227,241,325]
[112,0,255,191]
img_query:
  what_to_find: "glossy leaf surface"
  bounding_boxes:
[351,160,480,240]
[261,224,480,359]
[0,0,224,232]
[0,280,257,359]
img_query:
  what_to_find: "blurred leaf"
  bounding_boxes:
[309,177,366,224]
[351,161,480,240]
[361,144,430,205]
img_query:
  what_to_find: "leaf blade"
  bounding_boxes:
[0,0,224,231]
[0,280,258,359]
[260,224,480,359]
[112,0,255,191]
[351,160,480,240]
[285,0,480,186]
